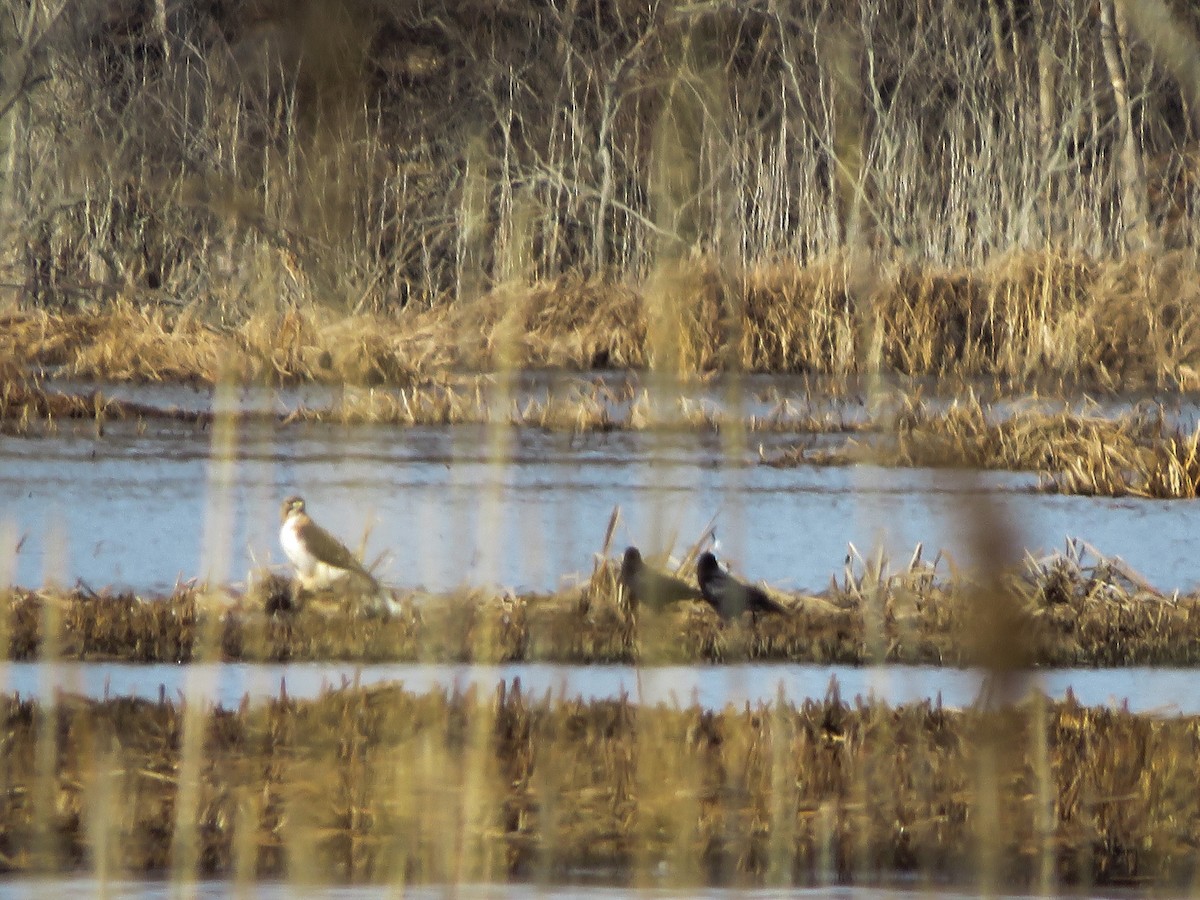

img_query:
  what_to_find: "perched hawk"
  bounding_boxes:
[279,495,379,592]
[696,551,789,620]
[618,546,702,612]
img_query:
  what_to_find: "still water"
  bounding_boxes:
[1,379,1178,900]
[1,660,1193,716]
[1,380,1198,595]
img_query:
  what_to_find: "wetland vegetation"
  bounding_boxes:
[1,683,1199,889]
[3,0,1200,391]
[1,542,1194,667]
[6,0,1200,892]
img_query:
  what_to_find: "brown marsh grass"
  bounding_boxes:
[9,251,1200,387]
[7,1,1200,338]
[2,542,1195,666]
[1,684,1198,887]
[7,2,1200,891]
[768,392,1200,499]
[8,366,1200,499]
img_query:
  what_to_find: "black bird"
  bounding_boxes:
[619,546,702,611]
[696,552,790,619]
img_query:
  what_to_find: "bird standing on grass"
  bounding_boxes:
[279,495,382,594]
[696,551,789,619]
[619,546,702,611]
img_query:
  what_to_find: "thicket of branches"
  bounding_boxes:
[1,0,1198,316]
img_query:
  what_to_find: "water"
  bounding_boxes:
[0,660,1191,715]
[2,407,1195,595]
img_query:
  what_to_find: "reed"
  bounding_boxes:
[6,2,1200,315]
[5,0,1200,891]
[0,684,1197,888]
[0,542,1193,666]
[10,370,1200,500]
[8,251,1200,387]
[768,392,1200,499]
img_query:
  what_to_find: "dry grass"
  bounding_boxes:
[0,376,214,437]
[8,3,1200,890]
[0,683,1197,886]
[8,0,1200,319]
[767,392,1200,499]
[6,250,1200,387]
[2,542,1195,666]
[8,353,1200,497]
[0,366,849,436]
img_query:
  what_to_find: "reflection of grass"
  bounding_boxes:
[11,373,1200,499]
[0,684,1196,887]
[4,544,1194,666]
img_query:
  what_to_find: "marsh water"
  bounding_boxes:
[3,377,1200,595]
[1,659,1196,716]
[2,377,1194,897]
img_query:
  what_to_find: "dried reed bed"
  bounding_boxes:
[4,278,649,384]
[2,544,1195,666]
[740,249,1200,384]
[294,379,845,434]
[0,377,217,437]
[768,393,1200,499]
[0,379,112,436]
[3,303,425,385]
[0,371,846,436]
[8,362,1200,497]
[0,683,1197,887]
[9,250,1200,387]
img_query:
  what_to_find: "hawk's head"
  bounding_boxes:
[281,495,306,524]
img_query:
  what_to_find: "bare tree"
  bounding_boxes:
[1099,0,1152,251]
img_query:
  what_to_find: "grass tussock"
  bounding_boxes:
[0,685,1198,886]
[768,392,1200,499]
[8,250,1200,387]
[3,542,1196,666]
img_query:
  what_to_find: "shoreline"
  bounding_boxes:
[0,544,1192,667]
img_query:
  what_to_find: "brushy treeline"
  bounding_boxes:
[1,684,1198,888]
[4,0,1200,382]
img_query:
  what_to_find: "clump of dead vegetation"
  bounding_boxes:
[1,542,1194,666]
[0,371,215,436]
[0,682,1197,887]
[767,392,1200,499]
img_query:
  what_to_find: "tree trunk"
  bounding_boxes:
[1099,0,1152,251]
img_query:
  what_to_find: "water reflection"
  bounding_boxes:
[0,661,1192,716]
[2,380,1198,595]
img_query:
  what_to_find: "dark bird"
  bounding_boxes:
[619,546,702,611]
[696,551,790,619]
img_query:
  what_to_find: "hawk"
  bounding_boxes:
[279,495,381,593]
